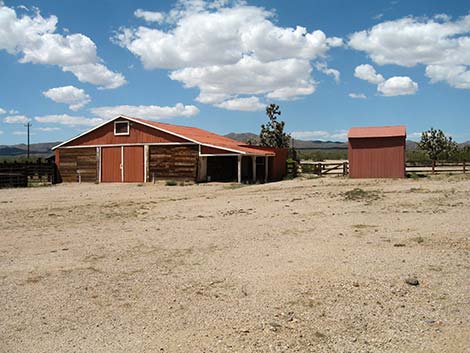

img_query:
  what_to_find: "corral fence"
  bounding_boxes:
[300,161,349,176]
[406,161,467,175]
[0,159,60,188]
[299,160,467,177]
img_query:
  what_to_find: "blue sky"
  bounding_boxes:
[0,0,469,145]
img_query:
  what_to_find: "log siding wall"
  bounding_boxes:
[58,148,98,182]
[149,145,199,180]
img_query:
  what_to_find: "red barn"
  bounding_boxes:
[348,125,406,178]
[52,115,287,183]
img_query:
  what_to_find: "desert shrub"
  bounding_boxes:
[406,172,427,179]
[343,188,382,201]
[286,158,299,179]
[165,180,177,186]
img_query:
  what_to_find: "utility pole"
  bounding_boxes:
[24,122,32,159]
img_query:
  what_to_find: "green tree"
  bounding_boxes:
[418,128,458,170]
[259,104,291,148]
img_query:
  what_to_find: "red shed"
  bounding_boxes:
[348,125,406,178]
[52,115,287,183]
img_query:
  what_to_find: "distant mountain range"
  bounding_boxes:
[0,136,467,157]
[0,142,60,157]
[226,132,426,150]
[225,132,349,149]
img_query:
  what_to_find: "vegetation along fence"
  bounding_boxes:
[0,159,60,188]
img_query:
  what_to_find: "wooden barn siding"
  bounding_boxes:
[243,146,288,181]
[62,119,189,147]
[348,137,405,178]
[269,148,288,181]
[149,145,198,180]
[57,148,97,182]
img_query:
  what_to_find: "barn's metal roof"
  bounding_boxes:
[53,115,275,156]
[132,118,275,156]
[348,125,406,139]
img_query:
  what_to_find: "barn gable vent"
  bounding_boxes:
[114,121,130,136]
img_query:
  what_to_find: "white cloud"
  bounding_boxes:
[171,56,316,103]
[425,65,470,89]
[315,62,340,83]
[354,64,384,84]
[215,96,265,111]
[35,127,61,132]
[62,63,126,90]
[35,114,103,126]
[349,93,367,99]
[349,15,470,89]
[291,129,348,141]
[134,9,164,23]
[354,64,418,96]
[42,85,91,111]
[0,107,5,114]
[9,109,19,114]
[114,1,341,109]
[0,4,126,89]
[377,76,418,96]
[3,115,30,124]
[90,103,200,120]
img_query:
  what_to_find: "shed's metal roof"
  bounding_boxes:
[348,125,406,139]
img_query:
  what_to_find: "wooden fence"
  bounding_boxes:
[300,161,349,176]
[300,160,467,177]
[0,159,60,188]
[405,161,467,175]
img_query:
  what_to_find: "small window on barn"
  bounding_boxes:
[114,121,129,136]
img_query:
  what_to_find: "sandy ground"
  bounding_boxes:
[1,176,469,353]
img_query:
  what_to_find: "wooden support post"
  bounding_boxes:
[343,162,348,176]
[237,155,242,183]
[265,156,268,183]
[96,147,101,183]
[144,145,149,182]
[432,160,436,175]
[197,156,207,182]
[252,156,256,182]
[463,161,466,174]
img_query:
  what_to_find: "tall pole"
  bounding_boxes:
[25,122,32,159]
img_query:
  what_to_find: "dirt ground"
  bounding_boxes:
[1,175,469,353]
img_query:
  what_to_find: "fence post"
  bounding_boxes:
[432,160,436,174]
[343,162,348,176]
[464,161,466,174]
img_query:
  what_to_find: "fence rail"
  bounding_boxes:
[405,161,466,174]
[299,160,467,177]
[300,161,348,176]
[0,159,59,188]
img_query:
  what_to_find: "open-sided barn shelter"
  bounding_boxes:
[348,125,406,178]
[52,116,288,183]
